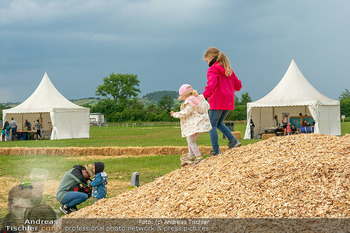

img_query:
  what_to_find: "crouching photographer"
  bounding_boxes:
[56,165,92,215]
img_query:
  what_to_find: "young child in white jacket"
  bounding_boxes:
[171,84,212,166]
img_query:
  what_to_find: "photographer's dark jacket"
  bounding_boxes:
[56,165,88,203]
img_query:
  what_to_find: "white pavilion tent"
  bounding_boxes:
[244,59,341,139]
[3,73,90,140]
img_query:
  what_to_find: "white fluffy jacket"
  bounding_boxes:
[173,95,212,137]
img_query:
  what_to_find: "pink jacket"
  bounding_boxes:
[203,62,242,110]
[286,125,291,133]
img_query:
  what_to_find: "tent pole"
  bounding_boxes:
[259,108,262,134]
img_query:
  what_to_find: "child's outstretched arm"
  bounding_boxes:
[172,104,193,118]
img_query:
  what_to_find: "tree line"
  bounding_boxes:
[340,89,350,121]
[88,73,250,123]
[1,73,349,123]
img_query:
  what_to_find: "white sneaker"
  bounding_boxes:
[59,205,71,214]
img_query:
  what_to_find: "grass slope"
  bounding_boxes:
[0,155,180,218]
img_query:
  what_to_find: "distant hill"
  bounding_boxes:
[1,91,183,109]
[0,102,20,108]
[142,90,178,105]
[70,97,101,106]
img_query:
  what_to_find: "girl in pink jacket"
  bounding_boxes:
[202,47,242,156]
[171,84,212,166]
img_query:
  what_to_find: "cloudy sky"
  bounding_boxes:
[0,0,349,103]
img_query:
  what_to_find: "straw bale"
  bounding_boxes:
[261,134,277,140]
[232,131,242,139]
[0,146,225,157]
[66,134,350,218]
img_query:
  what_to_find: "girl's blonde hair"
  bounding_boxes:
[178,89,199,101]
[204,47,232,77]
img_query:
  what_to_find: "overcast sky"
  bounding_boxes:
[1,0,349,103]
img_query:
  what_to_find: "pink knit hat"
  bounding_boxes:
[179,84,193,96]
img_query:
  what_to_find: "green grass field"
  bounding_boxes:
[341,121,350,135]
[0,122,260,148]
[0,122,349,219]
[0,154,181,218]
[1,122,348,148]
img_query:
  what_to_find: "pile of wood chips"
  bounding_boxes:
[67,134,350,218]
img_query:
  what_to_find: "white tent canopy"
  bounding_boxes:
[244,59,341,139]
[3,73,90,140]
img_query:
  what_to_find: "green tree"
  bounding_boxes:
[339,89,350,120]
[158,95,174,111]
[227,105,247,121]
[0,104,8,121]
[339,89,350,100]
[96,73,140,104]
[340,99,350,119]
[91,99,118,122]
[240,92,252,105]
[235,95,240,105]
[146,104,158,113]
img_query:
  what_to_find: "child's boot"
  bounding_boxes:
[180,154,195,162]
[181,160,193,167]
[192,156,204,165]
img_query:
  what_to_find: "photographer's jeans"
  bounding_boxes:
[61,191,88,208]
[209,110,235,152]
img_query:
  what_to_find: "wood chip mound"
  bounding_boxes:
[67,134,350,218]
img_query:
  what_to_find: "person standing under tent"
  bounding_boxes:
[273,115,279,128]
[301,119,307,127]
[23,119,32,140]
[250,119,255,139]
[2,121,11,141]
[35,119,42,140]
[1,125,5,141]
[291,124,297,134]
[9,117,17,141]
[4,121,11,141]
[282,115,288,136]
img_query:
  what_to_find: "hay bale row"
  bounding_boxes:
[67,134,350,218]
[261,133,277,140]
[233,131,242,139]
[0,146,226,157]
